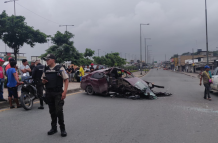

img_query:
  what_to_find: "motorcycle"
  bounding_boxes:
[20,74,38,110]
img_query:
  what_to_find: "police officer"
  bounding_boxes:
[42,54,69,137]
[32,60,44,109]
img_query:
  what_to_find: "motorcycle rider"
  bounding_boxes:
[32,60,44,109]
[41,54,69,137]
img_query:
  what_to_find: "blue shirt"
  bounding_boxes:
[6,68,17,87]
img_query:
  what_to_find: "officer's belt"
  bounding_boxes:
[46,88,63,92]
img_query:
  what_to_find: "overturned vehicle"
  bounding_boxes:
[81,68,171,99]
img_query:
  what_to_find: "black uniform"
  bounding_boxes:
[44,65,66,132]
[30,65,35,76]
[32,63,44,107]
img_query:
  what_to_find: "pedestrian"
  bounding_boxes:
[42,54,68,137]
[200,65,212,101]
[20,59,31,82]
[79,65,85,82]
[6,61,23,108]
[5,58,19,97]
[66,66,72,82]
[95,65,99,71]
[71,65,75,81]
[29,60,35,76]
[86,65,90,73]
[5,57,13,71]
[32,60,44,109]
[0,58,7,101]
[90,63,94,72]
[20,59,31,76]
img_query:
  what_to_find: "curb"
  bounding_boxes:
[171,71,197,78]
[0,87,82,110]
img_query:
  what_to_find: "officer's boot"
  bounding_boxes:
[59,118,67,137]
[47,126,57,135]
[60,126,67,137]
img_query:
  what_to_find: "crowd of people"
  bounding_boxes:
[63,63,104,82]
[0,57,105,108]
[0,57,45,108]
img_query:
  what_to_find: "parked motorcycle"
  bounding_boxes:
[20,74,38,110]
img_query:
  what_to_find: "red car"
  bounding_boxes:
[81,68,171,99]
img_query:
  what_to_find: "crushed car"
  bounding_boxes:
[81,68,172,99]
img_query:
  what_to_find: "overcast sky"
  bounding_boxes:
[1,0,218,62]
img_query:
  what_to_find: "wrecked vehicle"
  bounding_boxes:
[80,68,171,99]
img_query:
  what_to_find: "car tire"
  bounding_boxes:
[86,86,94,95]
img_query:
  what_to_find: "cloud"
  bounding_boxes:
[1,0,218,62]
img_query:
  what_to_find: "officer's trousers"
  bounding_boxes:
[36,84,44,106]
[46,91,65,130]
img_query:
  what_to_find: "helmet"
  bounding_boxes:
[204,65,210,69]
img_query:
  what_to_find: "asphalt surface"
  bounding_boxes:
[1,69,218,143]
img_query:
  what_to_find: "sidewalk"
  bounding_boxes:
[172,71,199,78]
[2,82,81,100]
[0,82,81,109]
[132,70,149,78]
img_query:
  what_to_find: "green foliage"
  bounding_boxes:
[41,31,93,66]
[84,48,95,58]
[93,53,126,67]
[171,54,179,59]
[51,31,74,46]
[0,11,47,61]
[83,48,95,65]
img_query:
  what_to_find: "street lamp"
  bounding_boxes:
[146,45,152,72]
[140,23,149,75]
[59,25,74,32]
[4,0,18,16]
[205,0,209,65]
[144,38,151,65]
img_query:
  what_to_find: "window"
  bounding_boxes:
[92,72,104,79]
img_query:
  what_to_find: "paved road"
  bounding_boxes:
[1,69,218,143]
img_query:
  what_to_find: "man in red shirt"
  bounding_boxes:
[0,58,7,101]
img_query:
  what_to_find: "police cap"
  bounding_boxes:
[43,54,56,61]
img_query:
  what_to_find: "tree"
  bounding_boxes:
[84,48,95,65]
[93,53,126,67]
[41,31,88,66]
[0,11,47,61]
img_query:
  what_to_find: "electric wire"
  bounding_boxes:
[16,2,59,25]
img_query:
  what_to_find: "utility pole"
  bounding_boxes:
[4,0,17,16]
[205,0,209,65]
[59,25,74,32]
[147,45,152,63]
[140,23,149,75]
[144,38,151,65]
[98,49,100,57]
[165,54,166,62]
[192,48,194,64]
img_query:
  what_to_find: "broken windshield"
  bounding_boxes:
[134,79,148,90]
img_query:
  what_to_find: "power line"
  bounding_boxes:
[16,2,59,25]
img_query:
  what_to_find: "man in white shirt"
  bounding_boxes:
[20,59,31,76]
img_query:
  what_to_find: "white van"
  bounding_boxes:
[211,67,218,92]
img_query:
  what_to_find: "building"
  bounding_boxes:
[0,52,27,61]
[31,56,47,65]
[178,55,206,71]
[199,51,213,57]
